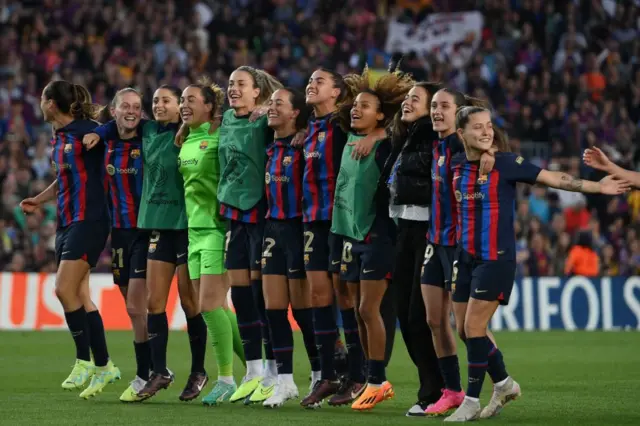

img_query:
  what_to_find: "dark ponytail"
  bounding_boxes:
[43,80,102,120]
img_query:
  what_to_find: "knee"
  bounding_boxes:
[358,303,376,324]
[426,314,443,334]
[55,285,74,306]
[181,301,198,318]
[463,320,484,339]
[126,299,147,319]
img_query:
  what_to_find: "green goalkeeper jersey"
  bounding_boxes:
[178,122,224,229]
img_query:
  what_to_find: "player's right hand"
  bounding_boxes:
[82,133,100,149]
[20,198,39,213]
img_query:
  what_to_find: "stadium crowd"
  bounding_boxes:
[0,0,639,276]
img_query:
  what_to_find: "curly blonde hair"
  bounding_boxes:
[337,65,415,132]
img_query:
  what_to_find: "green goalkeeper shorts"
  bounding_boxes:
[187,227,226,279]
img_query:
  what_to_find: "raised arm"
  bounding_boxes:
[536,170,630,195]
[584,147,640,188]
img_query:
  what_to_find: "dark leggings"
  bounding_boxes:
[392,218,444,403]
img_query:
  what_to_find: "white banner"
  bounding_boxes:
[385,11,484,68]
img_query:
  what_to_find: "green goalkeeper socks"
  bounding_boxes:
[201,308,234,377]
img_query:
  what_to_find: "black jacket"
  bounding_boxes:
[379,116,436,207]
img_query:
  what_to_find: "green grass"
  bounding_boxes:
[1,331,639,425]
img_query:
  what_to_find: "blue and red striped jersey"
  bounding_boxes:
[427,134,464,246]
[105,136,144,229]
[452,152,541,261]
[265,135,304,219]
[51,119,108,228]
[302,113,348,222]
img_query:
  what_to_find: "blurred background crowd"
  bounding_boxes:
[0,0,639,276]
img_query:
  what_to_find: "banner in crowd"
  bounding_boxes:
[384,11,484,67]
[1,273,639,331]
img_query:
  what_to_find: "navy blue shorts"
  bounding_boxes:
[147,229,188,266]
[55,220,109,268]
[111,228,149,287]
[451,248,516,306]
[420,242,456,289]
[261,219,305,279]
[303,221,342,273]
[340,228,394,282]
[225,219,264,271]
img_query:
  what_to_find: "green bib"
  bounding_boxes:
[138,121,188,230]
[331,133,382,241]
[217,109,268,210]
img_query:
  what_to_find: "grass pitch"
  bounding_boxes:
[1,331,639,425]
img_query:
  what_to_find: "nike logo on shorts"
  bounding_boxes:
[289,269,300,273]
[177,253,186,258]
[62,251,71,255]
[331,261,340,265]
[475,289,488,293]
[363,269,375,274]
[135,269,146,273]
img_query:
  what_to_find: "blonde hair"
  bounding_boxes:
[234,66,283,106]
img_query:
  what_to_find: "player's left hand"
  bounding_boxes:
[291,130,305,147]
[598,175,632,195]
[479,150,495,176]
[174,124,188,147]
[349,134,376,160]
[82,133,100,150]
[249,106,268,123]
[583,147,613,172]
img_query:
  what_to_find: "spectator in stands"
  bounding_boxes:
[565,232,600,277]
[0,0,639,276]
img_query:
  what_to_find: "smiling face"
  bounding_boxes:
[152,88,180,123]
[227,69,259,111]
[430,90,457,135]
[457,110,494,153]
[267,89,298,130]
[401,86,429,123]
[305,70,339,106]
[179,86,211,126]
[112,91,142,132]
[350,92,383,134]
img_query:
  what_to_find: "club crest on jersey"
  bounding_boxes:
[265,172,271,184]
[130,148,141,159]
[64,143,73,153]
[106,164,116,176]
[148,243,157,253]
[516,156,524,165]
[438,156,445,167]
[477,175,488,184]
[283,156,292,166]
[455,190,462,202]
[318,131,326,142]
[200,141,209,150]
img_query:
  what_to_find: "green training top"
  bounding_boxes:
[138,121,188,230]
[331,133,384,241]
[178,122,224,229]
[217,110,269,211]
